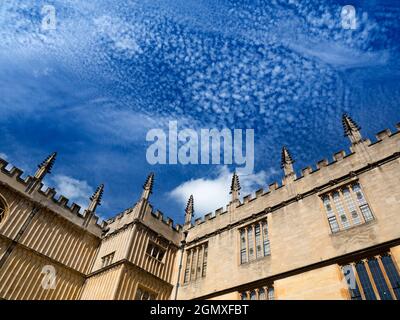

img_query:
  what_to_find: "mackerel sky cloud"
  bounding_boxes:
[0,1,399,223]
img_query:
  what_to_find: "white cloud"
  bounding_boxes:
[49,174,94,209]
[169,166,275,217]
[0,153,7,160]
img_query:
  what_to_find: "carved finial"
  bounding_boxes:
[142,172,154,200]
[87,184,104,213]
[281,146,294,176]
[34,152,57,181]
[230,171,241,202]
[184,195,194,226]
[342,113,362,144]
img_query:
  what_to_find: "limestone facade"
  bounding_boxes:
[0,115,399,300]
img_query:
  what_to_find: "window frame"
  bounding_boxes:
[0,194,7,225]
[239,219,270,265]
[320,181,374,234]
[341,252,400,300]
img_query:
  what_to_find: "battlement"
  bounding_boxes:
[150,209,182,232]
[104,201,182,236]
[185,122,400,237]
[0,158,104,237]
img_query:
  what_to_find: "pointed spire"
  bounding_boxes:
[34,152,57,181]
[342,113,362,144]
[184,195,194,225]
[281,146,294,176]
[87,184,104,213]
[230,171,241,202]
[141,172,154,200]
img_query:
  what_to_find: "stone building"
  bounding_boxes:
[0,114,399,300]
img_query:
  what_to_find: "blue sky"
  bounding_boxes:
[0,0,399,225]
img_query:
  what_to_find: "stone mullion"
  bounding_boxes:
[377,255,397,300]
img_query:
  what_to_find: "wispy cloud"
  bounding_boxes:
[168,166,275,217]
[0,152,7,160]
[49,174,94,209]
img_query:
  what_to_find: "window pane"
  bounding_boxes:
[250,291,256,300]
[368,258,393,300]
[241,293,247,300]
[247,228,254,261]
[184,251,191,283]
[323,196,340,233]
[191,249,198,280]
[355,262,377,300]
[0,200,5,224]
[342,188,361,225]
[333,192,350,229]
[381,255,400,299]
[255,224,262,258]
[342,264,362,300]
[259,288,265,300]
[197,247,203,276]
[352,184,374,221]
[135,288,142,300]
[267,287,274,300]
[240,230,247,264]
[202,245,208,277]
[263,223,270,256]
[360,204,374,222]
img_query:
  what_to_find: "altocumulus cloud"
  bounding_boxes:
[49,175,94,210]
[169,166,277,217]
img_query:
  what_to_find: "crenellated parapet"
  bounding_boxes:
[0,156,104,237]
[183,119,400,243]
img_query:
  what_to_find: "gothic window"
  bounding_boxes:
[342,253,400,300]
[321,182,374,233]
[183,243,208,283]
[134,286,157,300]
[240,220,270,265]
[381,254,400,299]
[0,196,6,224]
[267,287,275,300]
[240,284,274,300]
[323,196,339,233]
[101,252,115,268]
[258,288,265,300]
[146,240,166,262]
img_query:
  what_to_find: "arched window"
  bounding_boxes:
[250,290,256,300]
[142,292,150,300]
[134,288,143,300]
[259,288,266,300]
[0,197,6,224]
